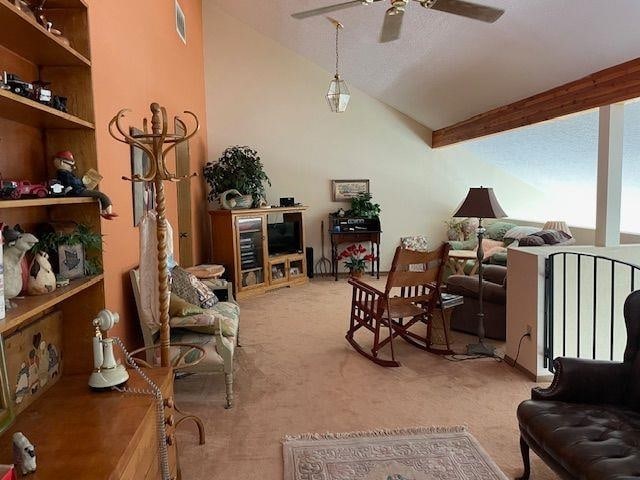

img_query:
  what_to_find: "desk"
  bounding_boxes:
[330,231,381,281]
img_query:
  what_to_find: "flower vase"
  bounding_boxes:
[350,269,364,279]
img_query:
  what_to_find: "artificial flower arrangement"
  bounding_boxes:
[337,243,376,277]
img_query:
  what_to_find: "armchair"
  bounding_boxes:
[130,269,239,408]
[516,290,640,480]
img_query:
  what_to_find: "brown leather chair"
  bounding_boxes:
[516,290,640,480]
[445,265,506,340]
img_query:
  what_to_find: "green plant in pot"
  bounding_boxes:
[203,146,271,209]
[349,192,380,219]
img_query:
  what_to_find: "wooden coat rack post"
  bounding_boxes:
[109,102,199,367]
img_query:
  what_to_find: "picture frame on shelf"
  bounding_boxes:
[331,179,370,202]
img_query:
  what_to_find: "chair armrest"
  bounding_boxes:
[482,265,507,285]
[532,357,630,405]
[348,277,385,298]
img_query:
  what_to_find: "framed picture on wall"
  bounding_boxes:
[332,179,370,202]
[130,127,156,226]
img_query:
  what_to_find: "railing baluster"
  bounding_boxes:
[610,261,615,361]
[593,257,597,359]
[563,253,567,357]
[577,255,581,357]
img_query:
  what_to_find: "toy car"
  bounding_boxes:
[1,72,34,98]
[1,72,65,112]
[5,181,49,199]
[0,180,18,198]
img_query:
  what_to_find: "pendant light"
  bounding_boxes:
[326,20,350,113]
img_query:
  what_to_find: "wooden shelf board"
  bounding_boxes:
[0,196,96,209]
[0,88,94,129]
[0,0,90,66]
[0,275,103,335]
[47,0,87,8]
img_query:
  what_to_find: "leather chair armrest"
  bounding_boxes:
[445,275,505,304]
[532,357,630,405]
[482,265,507,285]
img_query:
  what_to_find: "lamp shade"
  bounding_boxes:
[453,187,506,219]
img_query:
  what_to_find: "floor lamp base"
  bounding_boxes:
[467,341,496,357]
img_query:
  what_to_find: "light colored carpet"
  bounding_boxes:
[282,426,509,480]
[175,276,557,479]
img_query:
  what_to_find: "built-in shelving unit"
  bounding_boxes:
[0,275,103,335]
[0,88,94,129]
[0,0,105,426]
[0,0,90,66]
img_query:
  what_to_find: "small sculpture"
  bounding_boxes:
[27,252,56,295]
[53,151,118,220]
[3,227,38,308]
[12,432,36,476]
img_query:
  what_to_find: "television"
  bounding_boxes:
[267,222,300,255]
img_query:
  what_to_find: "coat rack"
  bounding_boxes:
[109,102,199,367]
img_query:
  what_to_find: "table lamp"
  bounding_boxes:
[453,187,506,356]
[543,221,572,237]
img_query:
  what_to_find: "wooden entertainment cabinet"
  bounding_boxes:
[209,206,308,298]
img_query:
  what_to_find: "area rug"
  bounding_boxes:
[282,426,508,480]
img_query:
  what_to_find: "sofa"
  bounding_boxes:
[448,221,518,268]
[445,265,506,340]
[516,290,640,480]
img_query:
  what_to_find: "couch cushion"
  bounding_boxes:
[170,300,239,337]
[518,400,640,480]
[169,328,229,372]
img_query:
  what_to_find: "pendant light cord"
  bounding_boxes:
[335,24,340,76]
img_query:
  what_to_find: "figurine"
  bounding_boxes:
[53,151,118,220]
[3,228,38,308]
[29,0,71,46]
[27,251,56,295]
[12,432,36,476]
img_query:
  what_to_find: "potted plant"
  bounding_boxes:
[203,146,271,209]
[337,243,375,278]
[349,192,380,219]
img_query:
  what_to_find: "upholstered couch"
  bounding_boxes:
[445,265,506,340]
[448,221,518,268]
[516,290,640,480]
[130,270,240,408]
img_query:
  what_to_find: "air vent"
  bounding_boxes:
[175,0,186,44]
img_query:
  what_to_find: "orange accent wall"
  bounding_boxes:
[87,0,208,345]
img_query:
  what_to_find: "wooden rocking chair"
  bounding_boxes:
[345,243,451,367]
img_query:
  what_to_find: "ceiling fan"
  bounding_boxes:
[291,0,505,43]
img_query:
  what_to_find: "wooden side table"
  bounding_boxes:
[448,250,480,275]
[427,293,464,355]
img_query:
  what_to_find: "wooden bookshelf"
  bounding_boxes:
[0,0,90,67]
[0,275,103,335]
[0,88,94,129]
[0,196,96,209]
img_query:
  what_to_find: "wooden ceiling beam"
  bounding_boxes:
[431,58,640,148]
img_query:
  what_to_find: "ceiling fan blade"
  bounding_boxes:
[428,0,504,23]
[291,0,365,19]
[379,8,404,43]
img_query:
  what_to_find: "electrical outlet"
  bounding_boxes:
[526,325,532,337]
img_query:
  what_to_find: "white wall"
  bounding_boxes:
[202,6,543,271]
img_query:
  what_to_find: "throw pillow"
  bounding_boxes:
[484,221,518,241]
[534,230,572,245]
[476,239,504,260]
[171,266,218,309]
[504,226,542,240]
[518,235,545,247]
[169,293,204,317]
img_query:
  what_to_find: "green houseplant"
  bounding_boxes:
[203,146,271,208]
[34,223,103,276]
[349,192,380,219]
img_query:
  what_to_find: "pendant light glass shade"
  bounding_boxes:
[327,74,350,113]
[327,21,350,113]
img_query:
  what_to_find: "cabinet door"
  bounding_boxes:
[268,258,288,285]
[288,255,306,280]
[235,215,267,291]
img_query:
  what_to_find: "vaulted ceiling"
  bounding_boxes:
[210,0,640,131]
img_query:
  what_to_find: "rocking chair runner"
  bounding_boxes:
[345,243,451,367]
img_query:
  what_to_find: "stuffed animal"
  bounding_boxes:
[54,151,118,220]
[12,432,36,475]
[3,229,38,307]
[27,251,56,295]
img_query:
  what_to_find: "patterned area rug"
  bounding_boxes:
[282,427,508,480]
